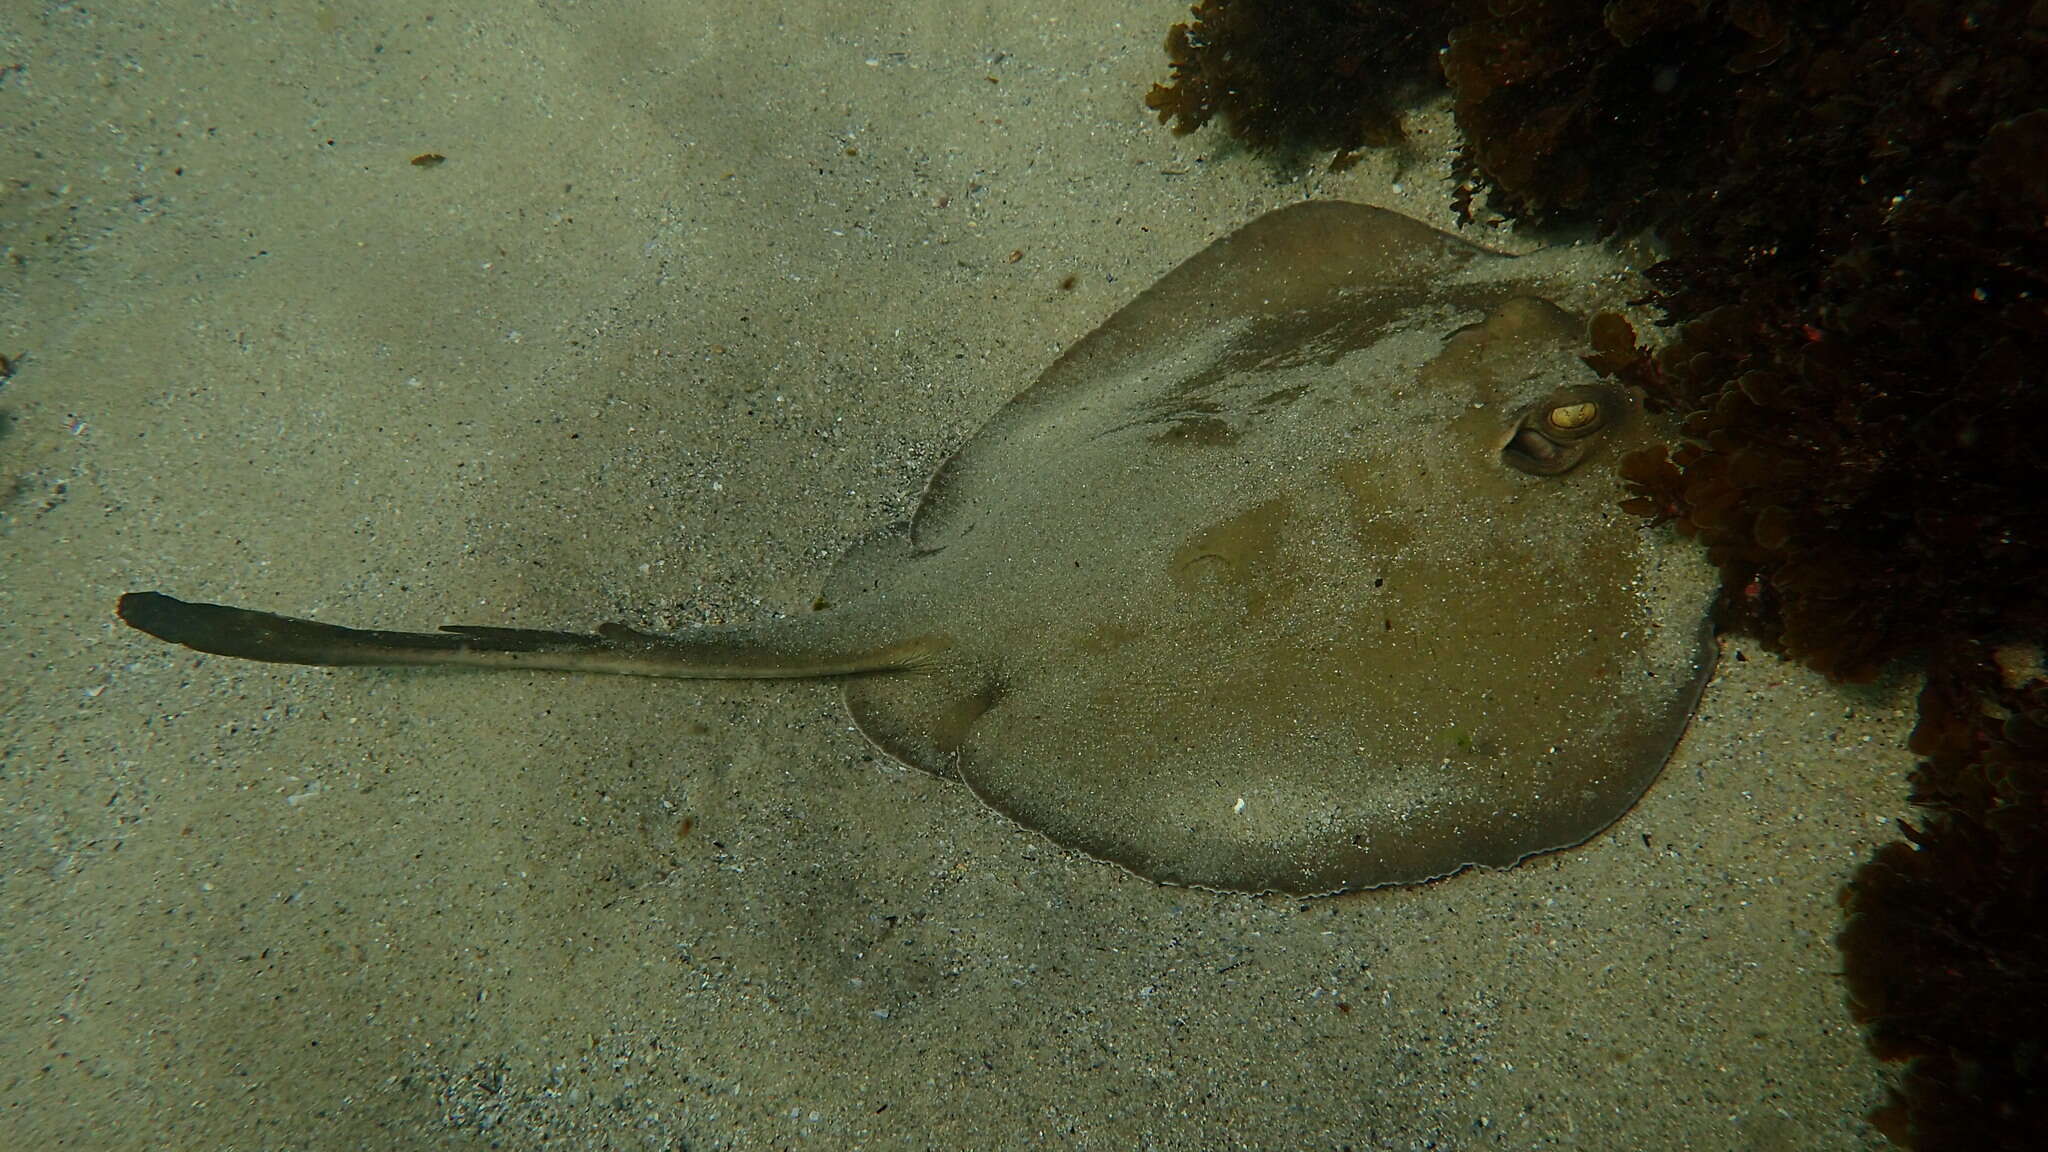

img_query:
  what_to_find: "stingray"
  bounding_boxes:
[118,202,1716,895]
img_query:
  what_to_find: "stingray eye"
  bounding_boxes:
[1546,401,1600,433]
[1501,387,1622,477]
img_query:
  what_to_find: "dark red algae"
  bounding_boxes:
[1150,3,2048,1146]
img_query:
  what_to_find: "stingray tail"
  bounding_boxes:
[116,591,947,680]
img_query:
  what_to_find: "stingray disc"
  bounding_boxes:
[824,203,1717,894]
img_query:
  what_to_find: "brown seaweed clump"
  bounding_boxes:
[1145,1,1456,155]
[1587,0,2048,680]
[1439,0,1796,229]
[1151,3,2047,1148]
[1601,249,2047,685]
[1838,650,2048,1148]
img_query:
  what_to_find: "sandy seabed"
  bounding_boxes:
[3,3,1906,1149]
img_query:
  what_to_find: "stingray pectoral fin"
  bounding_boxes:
[116,591,947,680]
